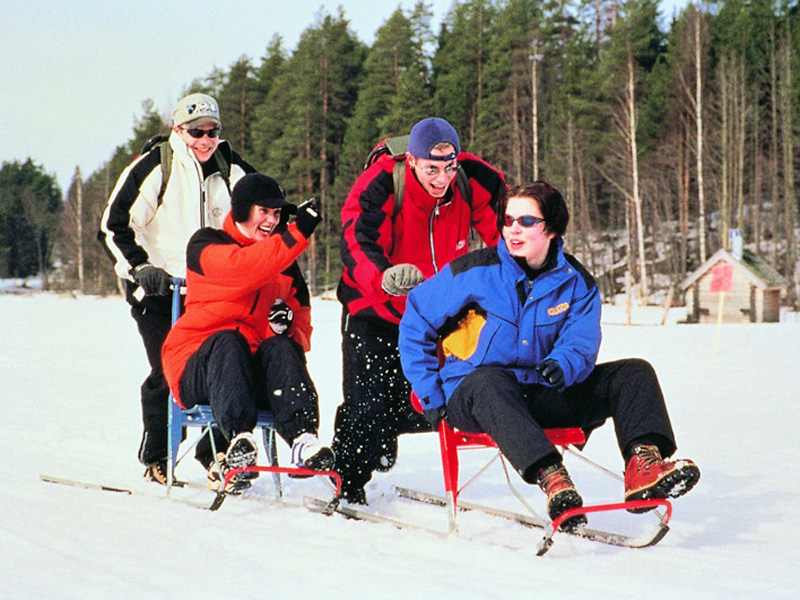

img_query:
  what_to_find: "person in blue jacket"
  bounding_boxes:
[399,181,700,531]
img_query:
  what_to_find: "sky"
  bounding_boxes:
[1,0,688,196]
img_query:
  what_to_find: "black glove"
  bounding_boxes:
[422,405,446,430]
[535,359,566,393]
[269,299,293,335]
[131,263,171,296]
[295,197,322,238]
[381,263,424,296]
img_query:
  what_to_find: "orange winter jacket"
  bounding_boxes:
[162,212,311,407]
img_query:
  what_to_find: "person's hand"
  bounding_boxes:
[422,405,446,430]
[535,359,566,393]
[131,264,171,296]
[381,264,424,296]
[269,299,293,335]
[295,197,322,238]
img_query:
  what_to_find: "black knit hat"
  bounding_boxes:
[231,173,297,223]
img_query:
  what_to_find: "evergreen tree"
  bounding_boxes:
[432,0,497,147]
[217,56,259,156]
[0,160,62,284]
[263,10,365,292]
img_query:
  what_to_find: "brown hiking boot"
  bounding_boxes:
[536,463,587,532]
[143,460,168,486]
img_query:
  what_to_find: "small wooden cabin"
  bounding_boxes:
[680,249,786,323]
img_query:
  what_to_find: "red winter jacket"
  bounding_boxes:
[162,213,311,407]
[337,152,504,326]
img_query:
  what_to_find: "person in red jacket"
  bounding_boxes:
[162,173,332,492]
[334,117,506,504]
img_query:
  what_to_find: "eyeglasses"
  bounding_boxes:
[503,214,545,228]
[420,163,458,177]
[182,127,220,139]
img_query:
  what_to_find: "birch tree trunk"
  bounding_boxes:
[627,46,648,301]
[531,36,540,180]
[695,10,707,263]
[779,32,797,304]
[76,167,84,294]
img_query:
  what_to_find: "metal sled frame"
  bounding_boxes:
[408,392,672,554]
[165,279,341,510]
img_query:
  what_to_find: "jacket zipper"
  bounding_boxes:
[429,202,440,274]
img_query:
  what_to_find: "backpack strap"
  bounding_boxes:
[157,141,172,206]
[392,160,406,219]
[213,149,231,196]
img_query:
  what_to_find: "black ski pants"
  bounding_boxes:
[332,312,429,494]
[445,359,677,483]
[129,290,219,466]
[179,330,320,447]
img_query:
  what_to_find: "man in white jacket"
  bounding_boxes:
[98,92,256,483]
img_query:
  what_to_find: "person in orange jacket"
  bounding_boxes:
[162,173,332,492]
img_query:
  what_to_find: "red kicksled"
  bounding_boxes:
[405,392,673,555]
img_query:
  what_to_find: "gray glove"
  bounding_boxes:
[131,263,171,296]
[381,264,424,296]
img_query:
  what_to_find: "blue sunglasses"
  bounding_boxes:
[504,214,545,228]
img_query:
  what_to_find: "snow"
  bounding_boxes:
[2,292,799,599]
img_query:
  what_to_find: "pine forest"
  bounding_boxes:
[2,0,799,310]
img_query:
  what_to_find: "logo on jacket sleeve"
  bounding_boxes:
[547,302,570,316]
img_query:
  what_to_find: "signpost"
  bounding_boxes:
[710,262,734,353]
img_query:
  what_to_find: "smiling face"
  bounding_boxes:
[239,204,282,241]
[503,195,556,269]
[407,144,458,198]
[174,123,220,164]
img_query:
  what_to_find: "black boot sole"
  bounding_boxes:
[626,463,701,513]
[548,489,588,532]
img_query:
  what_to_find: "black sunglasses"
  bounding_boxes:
[504,214,545,228]
[182,127,220,139]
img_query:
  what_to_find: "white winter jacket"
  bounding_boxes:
[98,131,254,280]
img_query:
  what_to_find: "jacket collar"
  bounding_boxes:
[223,212,256,246]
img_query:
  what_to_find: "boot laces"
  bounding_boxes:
[537,464,574,496]
[632,444,662,469]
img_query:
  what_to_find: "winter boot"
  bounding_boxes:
[376,435,398,472]
[624,444,700,513]
[340,485,367,505]
[206,453,251,493]
[290,432,335,475]
[143,460,168,486]
[536,463,587,532]
[207,432,259,493]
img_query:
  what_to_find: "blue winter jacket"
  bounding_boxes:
[399,238,601,411]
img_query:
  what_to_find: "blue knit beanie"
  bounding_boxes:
[407,118,460,160]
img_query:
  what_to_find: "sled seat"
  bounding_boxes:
[410,391,585,531]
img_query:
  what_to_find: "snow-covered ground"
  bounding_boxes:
[2,292,799,599]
